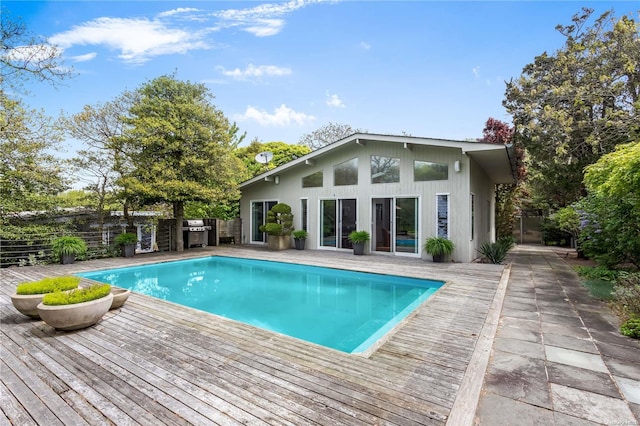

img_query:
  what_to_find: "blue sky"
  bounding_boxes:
[8,0,634,157]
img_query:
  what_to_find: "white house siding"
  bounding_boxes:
[239,139,500,263]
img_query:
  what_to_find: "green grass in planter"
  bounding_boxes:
[42,284,111,306]
[16,276,80,295]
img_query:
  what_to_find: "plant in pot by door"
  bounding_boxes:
[11,276,80,318]
[51,236,87,264]
[424,236,455,262]
[348,230,370,255]
[115,232,138,258]
[37,283,113,331]
[292,230,308,250]
[259,203,294,250]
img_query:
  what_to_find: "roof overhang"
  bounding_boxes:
[239,133,516,188]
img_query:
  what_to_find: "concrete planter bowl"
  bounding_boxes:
[11,293,47,318]
[110,287,131,310]
[37,293,113,331]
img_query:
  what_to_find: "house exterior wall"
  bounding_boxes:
[239,140,498,262]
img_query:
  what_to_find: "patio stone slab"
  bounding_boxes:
[484,350,551,409]
[539,312,583,327]
[500,316,540,333]
[545,346,608,373]
[542,333,598,354]
[629,402,640,424]
[552,412,603,426]
[500,307,539,321]
[590,329,640,348]
[604,357,640,381]
[546,362,621,399]
[614,376,640,405]
[495,325,541,343]
[493,337,545,359]
[596,340,640,362]
[541,322,590,339]
[475,392,554,426]
[550,383,637,425]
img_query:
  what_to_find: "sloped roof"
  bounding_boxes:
[240,133,516,188]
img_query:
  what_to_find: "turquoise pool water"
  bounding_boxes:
[78,256,443,353]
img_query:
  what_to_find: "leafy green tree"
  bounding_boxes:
[579,142,640,268]
[504,8,639,209]
[114,75,245,251]
[235,139,311,178]
[0,95,67,221]
[298,122,363,150]
[479,118,526,238]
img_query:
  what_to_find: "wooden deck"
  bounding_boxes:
[1,246,505,425]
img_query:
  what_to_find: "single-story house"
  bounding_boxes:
[239,133,516,262]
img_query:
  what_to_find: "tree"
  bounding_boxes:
[1,8,72,92]
[579,142,640,268]
[0,94,67,221]
[114,75,245,251]
[62,94,137,229]
[479,118,526,238]
[504,8,639,209]
[235,139,311,178]
[298,122,363,150]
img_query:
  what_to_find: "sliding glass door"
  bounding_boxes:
[251,200,277,243]
[372,197,419,255]
[320,199,356,249]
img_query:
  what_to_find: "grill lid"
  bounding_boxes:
[183,219,211,231]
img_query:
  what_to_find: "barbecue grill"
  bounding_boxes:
[183,219,211,248]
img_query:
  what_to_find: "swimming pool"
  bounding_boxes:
[78,256,443,354]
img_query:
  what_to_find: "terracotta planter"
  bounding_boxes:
[110,287,131,310]
[11,293,47,318]
[37,293,113,331]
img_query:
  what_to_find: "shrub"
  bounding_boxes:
[424,237,454,256]
[115,232,138,246]
[477,239,513,264]
[574,265,620,282]
[42,284,111,306]
[348,231,370,244]
[613,272,640,318]
[292,230,308,239]
[51,236,87,259]
[16,276,81,295]
[260,203,294,235]
[620,318,640,339]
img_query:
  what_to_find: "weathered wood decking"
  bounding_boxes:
[1,247,505,425]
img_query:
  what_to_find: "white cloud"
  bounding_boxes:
[472,66,480,79]
[49,17,210,64]
[360,41,371,50]
[215,0,329,36]
[70,52,97,62]
[4,44,60,63]
[235,104,315,126]
[156,8,201,18]
[326,93,344,108]
[217,64,292,80]
[244,19,285,37]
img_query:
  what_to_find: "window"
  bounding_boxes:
[334,158,358,186]
[470,193,475,241]
[301,198,308,232]
[371,156,399,183]
[302,171,323,188]
[414,161,448,181]
[436,194,449,238]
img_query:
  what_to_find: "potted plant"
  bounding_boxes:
[51,236,87,264]
[292,230,308,250]
[110,286,131,310]
[424,236,455,262]
[37,283,113,331]
[259,203,294,250]
[11,276,80,318]
[348,230,370,255]
[115,232,138,258]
